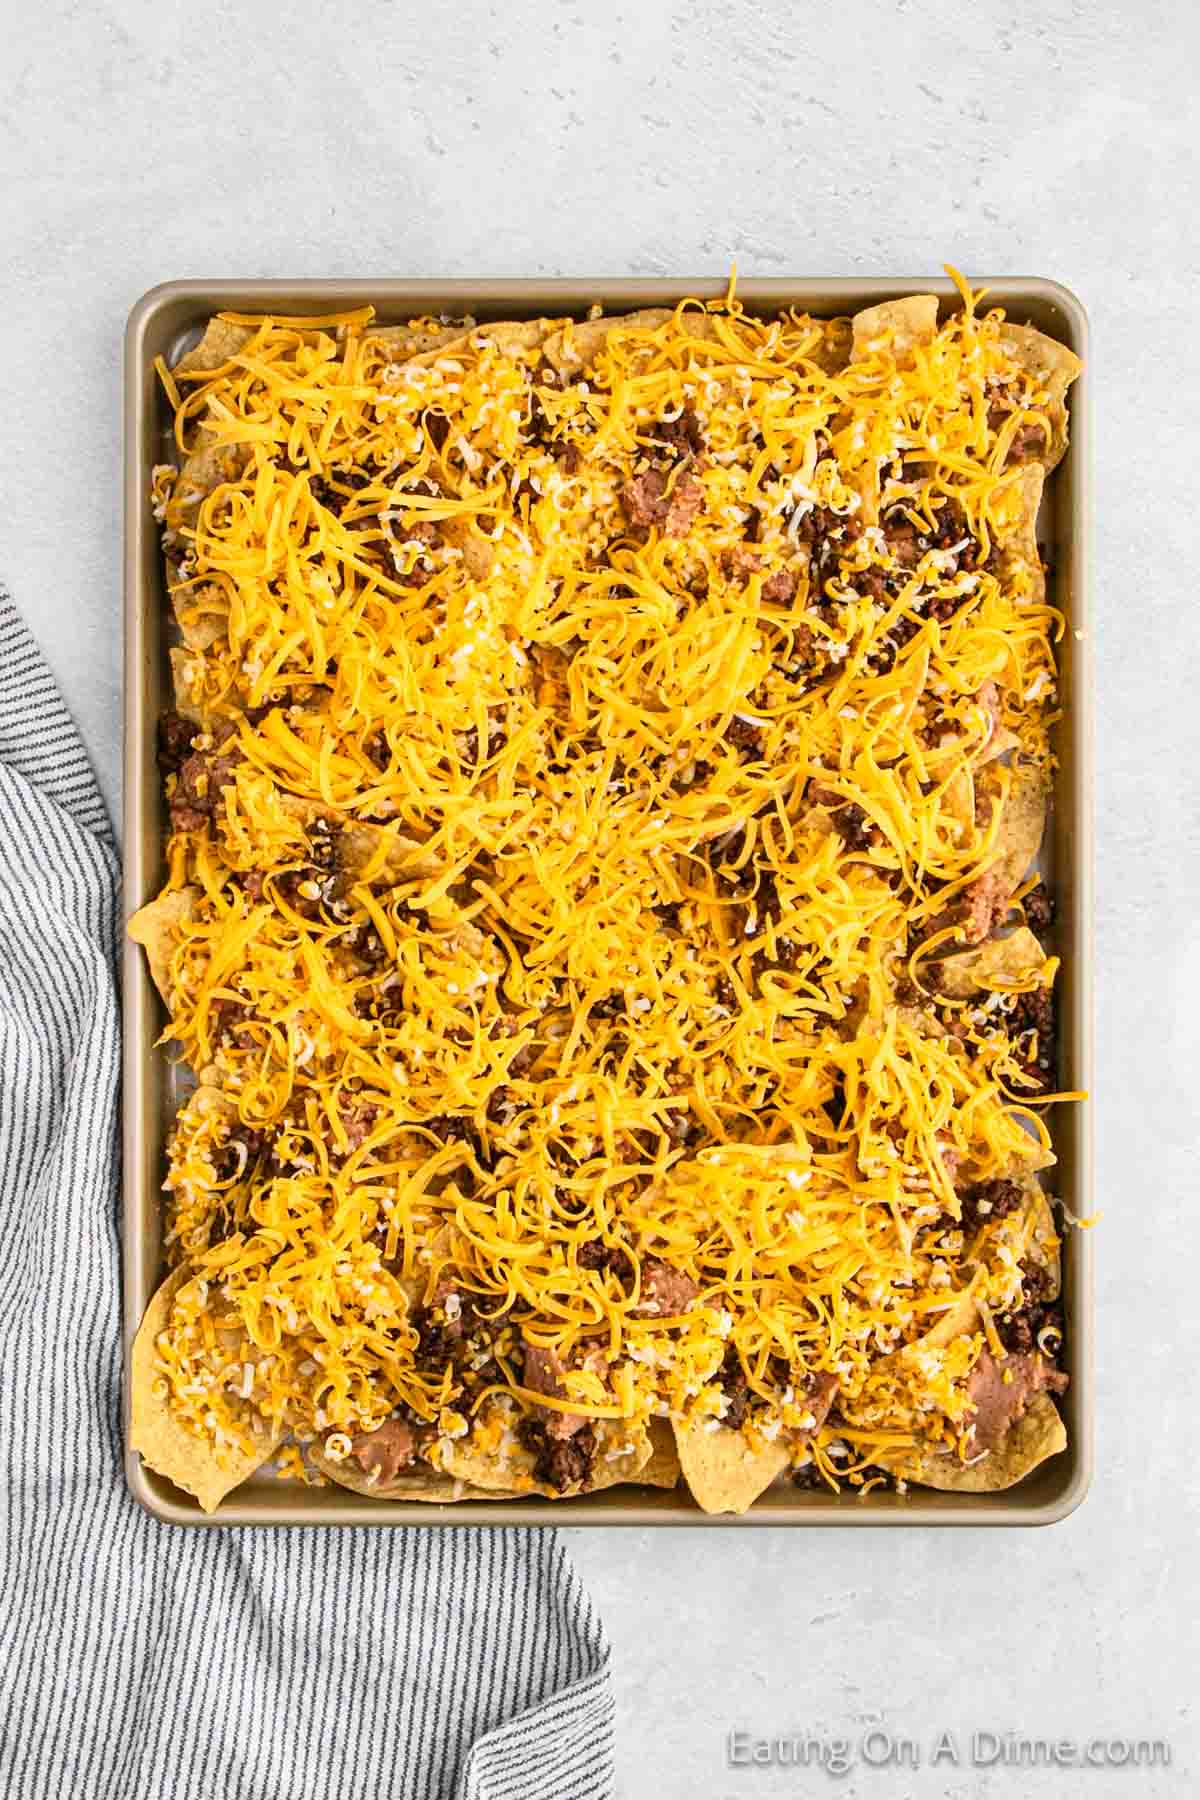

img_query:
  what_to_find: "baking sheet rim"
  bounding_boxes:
[122,275,1093,1526]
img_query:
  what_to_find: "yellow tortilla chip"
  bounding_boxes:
[440,1408,652,1498]
[851,295,940,362]
[935,924,1049,999]
[128,886,199,1003]
[337,819,442,885]
[640,1418,682,1490]
[542,308,676,377]
[899,1393,1066,1492]
[130,1268,281,1513]
[172,317,254,379]
[311,1443,524,1503]
[996,323,1081,470]
[365,321,470,362]
[673,1416,789,1515]
[977,762,1048,894]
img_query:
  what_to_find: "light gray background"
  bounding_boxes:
[4,1,1197,1795]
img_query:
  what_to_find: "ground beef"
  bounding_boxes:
[169,723,241,833]
[1009,987,1056,1091]
[577,1238,634,1283]
[832,802,880,853]
[339,1098,380,1152]
[1024,880,1054,932]
[212,1125,267,1184]
[634,1256,699,1316]
[761,568,796,604]
[620,468,704,536]
[725,716,764,754]
[959,1177,1024,1233]
[157,711,197,775]
[722,544,762,585]
[995,1260,1064,1355]
[883,515,921,567]
[519,1417,597,1492]
[410,1307,460,1374]
[651,407,706,460]
[719,1343,751,1431]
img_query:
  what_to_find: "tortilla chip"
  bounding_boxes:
[851,295,940,362]
[130,1268,281,1512]
[398,318,559,379]
[935,925,1049,999]
[311,1443,524,1503]
[365,321,469,362]
[542,308,676,377]
[673,1416,789,1515]
[172,317,254,379]
[900,1393,1066,1492]
[337,820,442,884]
[439,1408,652,1498]
[918,1288,982,1350]
[640,1418,682,1490]
[1022,1182,1062,1299]
[996,324,1081,470]
[976,762,1047,895]
[128,886,199,1003]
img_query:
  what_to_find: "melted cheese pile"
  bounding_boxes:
[149,280,1067,1484]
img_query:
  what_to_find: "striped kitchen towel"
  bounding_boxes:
[0,590,615,1800]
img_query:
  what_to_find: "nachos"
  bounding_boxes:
[129,276,1081,1513]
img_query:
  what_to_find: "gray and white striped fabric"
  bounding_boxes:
[0,592,615,1800]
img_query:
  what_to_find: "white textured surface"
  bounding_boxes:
[4,1,1198,1794]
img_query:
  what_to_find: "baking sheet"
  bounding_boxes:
[123,277,1092,1525]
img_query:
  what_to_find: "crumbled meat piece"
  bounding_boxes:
[761,568,796,604]
[634,1256,699,1316]
[1008,986,1056,1091]
[959,1177,1024,1233]
[832,802,880,853]
[519,1417,597,1492]
[996,1258,1064,1355]
[883,515,921,567]
[1006,419,1047,463]
[652,407,706,460]
[722,544,762,585]
[718,1343,751,1430]
[349,1418,415,1483]
[577,1238,635,1283]
[212,1124,266,1184]
[966,1348,1068,1453]
[620,468,704,536]
[169,723,242,833]
[157,711,197,775]
[339,1098,380,1152]
[725,716,764,754]
[1024,881,1054,933]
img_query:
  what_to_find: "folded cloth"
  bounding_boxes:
[0,592,614,1800]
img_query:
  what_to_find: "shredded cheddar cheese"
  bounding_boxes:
[140,277,1077,1497]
